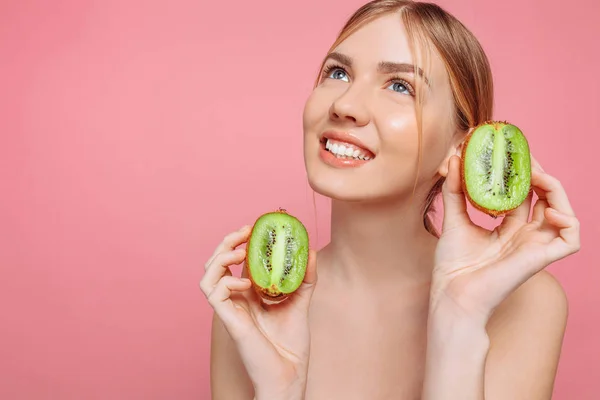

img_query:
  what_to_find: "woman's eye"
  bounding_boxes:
[387,81,411,95]
[329,68,349,82]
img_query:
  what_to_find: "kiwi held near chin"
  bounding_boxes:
[460,120,532,218]
[245,208,309,303]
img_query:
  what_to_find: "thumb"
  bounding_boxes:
[442,155,471,231]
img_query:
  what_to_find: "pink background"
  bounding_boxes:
[1,0,598,398]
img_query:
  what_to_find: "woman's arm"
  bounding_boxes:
[422,297,489,400]
[210,313,254,400]
[200,225,318,400]
[422,270,567,400]
[423,155,578,399]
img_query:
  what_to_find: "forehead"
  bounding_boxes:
[331,13,447,87]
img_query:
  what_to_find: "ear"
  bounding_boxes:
[437,128,471,178]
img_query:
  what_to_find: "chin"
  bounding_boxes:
[305,159,421,207]
[304,162,381,202]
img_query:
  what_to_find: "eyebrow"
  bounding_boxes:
[324,51,430,86]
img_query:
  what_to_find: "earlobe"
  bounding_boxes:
[438,158,450,178]
[438,147,460,178]
[437,131,469,178]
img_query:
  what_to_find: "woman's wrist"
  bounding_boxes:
[253,375,307,400]
[429,276,495,323]
[255,387,305,400]
[427,306,490,356]
[422,297,490,400]
[427,295,490,356]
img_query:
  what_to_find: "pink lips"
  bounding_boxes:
[318,130,375,168]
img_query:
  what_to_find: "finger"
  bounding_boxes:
[531,197,549,224]
[205,225,252,270]
[206,225,252,267]
[441,155,471,231]
[207,276,253,334]
[531,168,575,217]
[545,207,578,229]
[200,249,246,297]
[208,276,253,304]
[544,208,581,262]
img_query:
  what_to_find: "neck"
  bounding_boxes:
[323,195,438,286]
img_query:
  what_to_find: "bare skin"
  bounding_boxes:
[210,250,567,400]
[205,12,577,400]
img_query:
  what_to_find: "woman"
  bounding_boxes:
[200,1,581,399]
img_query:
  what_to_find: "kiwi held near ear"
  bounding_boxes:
[460,121,532,217]
[245,208,309,303]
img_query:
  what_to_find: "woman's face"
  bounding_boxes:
[303,13,461,203]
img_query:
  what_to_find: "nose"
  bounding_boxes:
[328,86,370,127]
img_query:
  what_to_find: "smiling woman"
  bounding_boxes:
[200,1,580,399]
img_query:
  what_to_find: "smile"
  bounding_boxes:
[318,137,375,168]
[325,139,372,160]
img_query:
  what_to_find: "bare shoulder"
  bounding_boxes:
[488,269,568,333]
[484,270,568,399]
[210,312,254,400]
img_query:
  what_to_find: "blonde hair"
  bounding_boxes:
[313,0,494,237]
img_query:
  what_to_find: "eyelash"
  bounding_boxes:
[321,63,416,97]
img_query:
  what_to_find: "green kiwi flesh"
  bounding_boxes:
[461,121,531,217]
[245,209,309,301]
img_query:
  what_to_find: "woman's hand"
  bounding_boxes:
[200,225,317,400]
[422,154,579,399]
[431,154,580,323]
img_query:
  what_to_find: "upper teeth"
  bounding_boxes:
[325,139,371,160]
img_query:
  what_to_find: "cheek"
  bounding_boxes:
[378,103,451,174]
[378,105,420,155]
[302,89,329,135]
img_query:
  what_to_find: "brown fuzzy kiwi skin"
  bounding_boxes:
[459,120,531,218]
[244,207,302,304]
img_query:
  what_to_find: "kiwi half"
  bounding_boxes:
[245,208,309,302]
[460,120,532,217]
